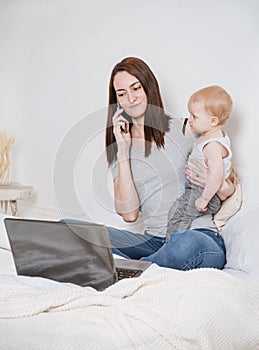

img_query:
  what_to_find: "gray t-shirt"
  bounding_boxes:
[111,117,216,237]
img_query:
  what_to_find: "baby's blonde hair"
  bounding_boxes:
[188,85,233,125]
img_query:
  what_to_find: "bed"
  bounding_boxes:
[0,176,259,349]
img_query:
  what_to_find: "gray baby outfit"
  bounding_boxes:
[166,133,232,239]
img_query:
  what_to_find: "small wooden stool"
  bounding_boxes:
[0,182,34,216]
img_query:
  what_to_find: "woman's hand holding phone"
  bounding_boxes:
[112,105,131,155]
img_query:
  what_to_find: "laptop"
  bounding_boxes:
[4,218,152,291]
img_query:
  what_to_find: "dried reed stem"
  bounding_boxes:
[0,133,15,182]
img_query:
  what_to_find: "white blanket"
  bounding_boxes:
[0,266,259,350]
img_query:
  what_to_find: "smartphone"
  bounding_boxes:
[117,102,127,133]
[182,117,188,136]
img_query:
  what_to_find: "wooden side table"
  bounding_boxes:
[0,182,34,216]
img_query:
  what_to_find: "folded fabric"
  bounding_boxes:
[214,172,243,232]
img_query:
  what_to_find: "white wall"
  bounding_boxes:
[0,0,258,225]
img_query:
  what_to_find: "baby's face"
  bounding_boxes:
[188,102,215,134]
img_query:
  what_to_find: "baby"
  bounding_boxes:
[167,85,234,238]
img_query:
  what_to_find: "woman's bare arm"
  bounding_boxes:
[112,109,140,222]
[113,152,140,222]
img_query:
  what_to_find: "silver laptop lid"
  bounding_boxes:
[4,218,117,290]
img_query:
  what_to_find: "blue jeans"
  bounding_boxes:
[107,226,226,270]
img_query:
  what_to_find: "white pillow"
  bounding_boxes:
[222,206,259,275]
[222,171,259,276]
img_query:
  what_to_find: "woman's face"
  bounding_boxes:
[113,71,147,119]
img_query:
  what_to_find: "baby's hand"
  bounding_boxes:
[195,197,208,212]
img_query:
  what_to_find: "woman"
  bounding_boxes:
[105,57,233,269]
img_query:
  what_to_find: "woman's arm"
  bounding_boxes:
[216,177,235,200]
[112,109,140,222]
[113,152,140,222]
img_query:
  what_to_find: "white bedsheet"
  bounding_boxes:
[1,212,259,349]
[0,265,259,350]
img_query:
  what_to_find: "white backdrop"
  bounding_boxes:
[0,0,258,225]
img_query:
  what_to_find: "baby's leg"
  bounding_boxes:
[166,186,202,238]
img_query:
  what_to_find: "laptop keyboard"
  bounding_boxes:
[116,267,142,280]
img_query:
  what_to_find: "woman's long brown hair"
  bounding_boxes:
[105,57,171,166]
